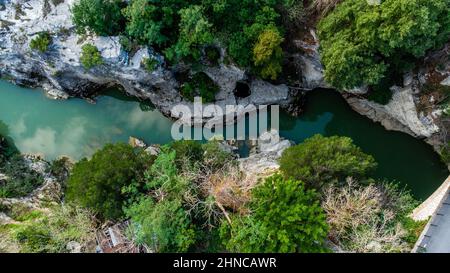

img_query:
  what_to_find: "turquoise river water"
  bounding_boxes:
[0,80,448,199]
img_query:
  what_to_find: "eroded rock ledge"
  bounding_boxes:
[1,0,448,155]
[0,0,299,122]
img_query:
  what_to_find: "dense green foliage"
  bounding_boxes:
[165,5,214,62]
[80,44,104,69]
[125,141,238,252]
[253,27,284,80]
[29,32,52,53]
[220,174,329,253]
[66,143,154,220]
[180,72,220,102]
[1,130,427,253]
[71,0,296,80]
[0,124,38,199]
[141,57,158,72]
[125,149,197,252]
[72,0,125,36]
[0,155,44,198]
[318,0,450,90]
[279,135,377,190]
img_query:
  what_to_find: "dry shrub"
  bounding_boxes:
[204,170,250,214]
[183,161,252,229]
[323,179,382,236]
[323,178,411,253]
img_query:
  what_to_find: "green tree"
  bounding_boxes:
[220,174,329,253]
[253,27,284,80]
[125,148,197,252]
[123,0,189,48]
[125,197,197,252]
[202,0,282,68]
[0,155,44,198]
[30,32,52,53]
[72,0,125,36]
[80,44,103,69]
[66,143,153,220]
[279,135,377,190]
[318,0,450,90]
[166,5,213,62]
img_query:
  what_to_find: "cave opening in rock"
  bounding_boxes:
[234,81,251,98]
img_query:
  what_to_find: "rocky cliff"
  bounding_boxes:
[293,28,450,153]
[1,0,448,152]
[0,0,297,122]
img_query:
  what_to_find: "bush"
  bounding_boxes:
[80,44,103,69]
[170,140,204,170]
[220,174,329,253]
[165,5,214,63]
[253,27,284,80]
[66,143,154,220]
[119,35,134,53]
[30,32,51,53]
[323,179,421,252]
[0,155,44,198]
[125,197,197,253]
[141,57,158,73]
[279,135,377,190]
[318,0,450,90]
[180,72,220,103]
[72,0,125,36]
[205,46,221,66]
[125,148,198,252]
[49,157,71,186]
[280,0,306,29]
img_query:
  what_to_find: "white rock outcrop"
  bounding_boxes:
[345,85,439,138]
[0,0,296,123]
[239,130,292,180]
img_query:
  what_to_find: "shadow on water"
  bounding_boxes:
[279,89,449,200]
[0,120,20,158]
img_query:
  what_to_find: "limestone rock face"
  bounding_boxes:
[239,130,292,181]
[293,29,327,90]
[345,85,439,138]
[442,76,450,86]
[0,0,296,123]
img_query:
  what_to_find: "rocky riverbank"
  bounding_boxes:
[0,0,299,122]
[1,0,448,154]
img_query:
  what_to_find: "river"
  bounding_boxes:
[0,80,448,199]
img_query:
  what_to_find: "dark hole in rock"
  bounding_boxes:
[234,81,251,98]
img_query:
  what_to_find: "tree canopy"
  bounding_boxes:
[279,135,377,190]
[66,143,154,220]
[318,0,450,90]
[72,0,125,36]
[220,174,329,253]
